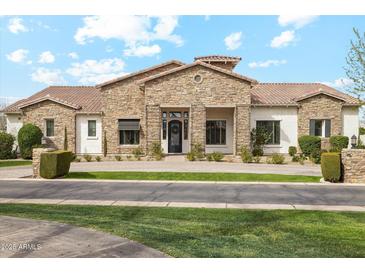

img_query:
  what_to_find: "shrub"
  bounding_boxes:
[206,153,213,161]
[18,124,43,159]
[70,153,77,162]
[329,135,349,152]
[298,154,306,165]
[115,155,122,161]
[310,149,321,164]
[191,143,205,160]
[211,151,224,162]
[253,155,261,163]
[151,142,164,160]
[321,152,341,182]
[292,155,300,162]
[359,127,365,135]
[251,128,270,156]
[298,135,321,157]
[83,154,92,162]
[186,151,195,161]
[95,156,101,162]
[74,157,81,162]
[240,146,253,163]
[0,132,15,159]
[267,153,285,164]
[288,146,297,157]
[132,147,143,160]
[40,150,73,179]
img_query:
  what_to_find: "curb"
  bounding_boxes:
[0,177,365,186]
[0,198,364,212]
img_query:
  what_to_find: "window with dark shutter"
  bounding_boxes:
[118,119,140,145]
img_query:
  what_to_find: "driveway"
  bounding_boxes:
[0,216,167,258]
[0,160,321,179]
[0,180,364,210]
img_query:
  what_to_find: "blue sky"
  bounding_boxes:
[0,15,364,100]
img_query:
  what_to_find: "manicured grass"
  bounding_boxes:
[65,171,321,182]
[0,204,364,257]
[0,160,32,168]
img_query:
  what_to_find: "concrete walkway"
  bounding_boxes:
[0,179,364,212]
[0,216,167,258]
[0,160,321,179]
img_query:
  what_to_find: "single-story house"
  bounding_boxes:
[2,55,362,155]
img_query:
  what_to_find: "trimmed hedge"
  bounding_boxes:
[40,150,73,179]
[18,124,43,159]
[0,132,15,159]
[298,135,321,157]
[321,152,341,182]
[329,135,349,152]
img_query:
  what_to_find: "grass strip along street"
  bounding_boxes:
[0,160,32,168]
[0,204,364,257]
[65,171,321,182]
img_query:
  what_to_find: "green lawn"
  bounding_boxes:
[0,160,32,168]
[0,204,364,257]
[65,171,321,182]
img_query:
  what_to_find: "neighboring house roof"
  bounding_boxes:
[96,60,185,88]
[138,60,258,85]
[2,86,101,113]
[251,83,362,106]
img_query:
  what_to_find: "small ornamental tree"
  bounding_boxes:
[63,127,68,151]
[103,131,107,157]
[18,124,43,159]
[0,131,15,159]
[250,127,270,156]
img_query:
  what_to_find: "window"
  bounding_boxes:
[88,120,96,137]
[206,120,226,145]
[193,74,202,83]
[256,121,280,145]
[184,112,189,140]
[118,119,140,145]
[162,112,167,140]
[310,119,331,137]
[45,119,54,137]
[169,112,181,118]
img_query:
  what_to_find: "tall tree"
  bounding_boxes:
[345,28,365,100]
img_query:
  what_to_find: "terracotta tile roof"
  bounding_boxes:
[96,60,185,88]
[2,86,101,113]
[194,55,242,62]
[138,60,258,85]
[251,83,361,106]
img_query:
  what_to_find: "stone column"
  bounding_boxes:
[235,104,251,155]
[341,149,365,183]
[190,104,206,150]
[146,104,161,154]
[32,148,56,178]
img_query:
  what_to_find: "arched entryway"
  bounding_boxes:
[168,120,182,153]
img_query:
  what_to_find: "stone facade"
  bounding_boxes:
[341,149,365,183]
[22,101,76,152]
[297,94,344,138]
[235,105,251,153]
[101,63,181,155]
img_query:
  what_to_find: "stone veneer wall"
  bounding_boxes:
[341,149,365,183]
[297,94,343,138]
[146,104,161,153]
[101,63,181,154]
[22,101,76,152]
[235,105,251,153]
[32,148,55,178]
[144,65,252,154]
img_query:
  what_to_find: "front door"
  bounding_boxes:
[168,120,182,153]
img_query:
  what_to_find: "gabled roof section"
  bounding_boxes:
[251,83,362,106]
[2,86,101,113]
[96,60,185,88]
[138,60,258,85]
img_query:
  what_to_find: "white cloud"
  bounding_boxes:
[31,68,65,85]
[224,32,242,50]
[124,44,161,57]
[270,30,296,48]
[68,52,79,59]
[6,49,29,63]
[248,59,287,69]
[278,15,319,29]
[322,77,354,89]
[74,15,183,57]
[66,58,127,84]
[8,17,28,34]
[38,51,55,64]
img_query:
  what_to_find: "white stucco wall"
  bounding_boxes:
[6,114,23,138]
[250,107,298,154]
[342,107,359,148]
[205,108,234,154]
[76,115,102,154]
